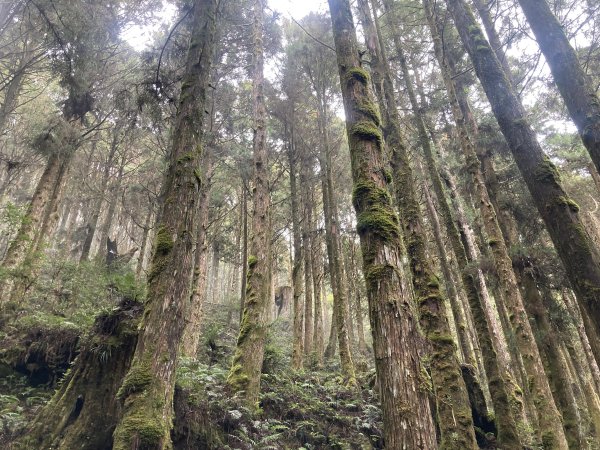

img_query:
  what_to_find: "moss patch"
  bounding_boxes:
[345,67,369,86]
[557,196,580,213]
[535,157,561,184]
[350,121,383,150]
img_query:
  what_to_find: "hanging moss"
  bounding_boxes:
[350,121,383,150]
[176,151,196,164]
[557,196,580,212]
[345,67,369,86]
[535,157,561,184]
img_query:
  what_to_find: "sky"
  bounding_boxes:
[121,0,327,51]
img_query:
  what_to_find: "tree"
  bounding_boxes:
[112,1,218,447]
[227,0,272,408]
[327,0,437,446]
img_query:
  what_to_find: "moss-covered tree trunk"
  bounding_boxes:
[327,0,437,446]
[288,121,305,369]
[226,0,272,408]
[300,156,314,364]
[422,171,476,367]
[112,1,218,448]
[315,87,356,383]
[309,187,325,364]
[424,1,569,446]
[181,148,214,358]
[447,0,600,412]
[517,0,600,175]
[358,0,477,446]
[21,298,142,450]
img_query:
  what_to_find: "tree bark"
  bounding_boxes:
[227,0,272,408]
[360,0,477,446]
[327,0,437,446]
[288,121,305,369]
[112,1,218,447]
[447,0,600,393]
[181,148,214,358]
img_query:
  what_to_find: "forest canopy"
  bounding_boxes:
[1,0,600,448]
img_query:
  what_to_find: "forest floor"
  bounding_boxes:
[0,293,383,450]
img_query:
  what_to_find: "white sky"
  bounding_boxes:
[121,0,326,51]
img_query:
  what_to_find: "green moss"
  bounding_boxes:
[356,205,400,242]
[363,264,393,285]
[352,181,391,207]
[557,196,580,212]
[350,121,383,150]
[248,255,258,269]
[155,226,174,255]
[113,411,166,449]
[383,169,392,184]
[176,151,196,164]
[428,334,455,346]
[535,157,561,184]
[194,168,202,185]
[355,100,381,126]
[345,67,369,86]
[118,361,153,398]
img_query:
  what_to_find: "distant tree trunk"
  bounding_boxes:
[300,157,314,364]
[227,0,272,408]
[359,0,477,446]
[327,0,437,446]
[447,0,600,391]
[239,177,248,324]
[288,121,305,369]
[136,206,154,278]
[517,0,600,175]
[112,1,218,447]
[80,131,119,262]
[315,86,355,383]
[181,148,214,358]
[96,159,125,259]
[311,210,325,364]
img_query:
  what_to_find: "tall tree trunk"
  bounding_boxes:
[447,0,600,390]
[360,0,477,446]
[311,207,325,364]
[227,0,272,408]
[315,87,355,383]
[517,0,600,175]
[300,154,314,364]
[112,2,218,447]
[239,177,248,324]
[423,1,568,445]
[422,172,476,367]
[136,206,154,279]
[288,121,305,369]
[80,132,120,262]
[327,0,437,446]
[181,148,214,358]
